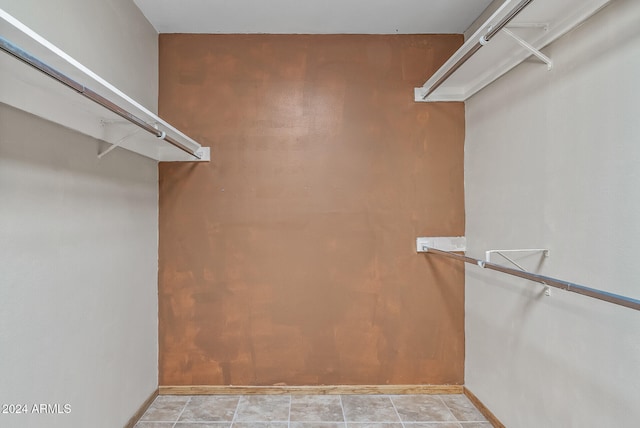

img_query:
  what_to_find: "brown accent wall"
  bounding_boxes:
[158,34,465,386]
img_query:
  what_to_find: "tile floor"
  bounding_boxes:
[135,394,492,428]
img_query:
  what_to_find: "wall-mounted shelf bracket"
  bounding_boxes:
[416,237,466,253]
[413,0,611,102]
[506,22,550,31]
[502,28,553,70]
[99,120,138,158]
[0,8,211,162]
[485,248,549,264]
[485,248,550,295]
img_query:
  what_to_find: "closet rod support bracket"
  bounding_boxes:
[416,236,466,253]
[99,119,131,126]
[506,22,550,31]
[486,248,550,295]
[485,249,550,263]
[98,120,141,159]
[502,28,553,70]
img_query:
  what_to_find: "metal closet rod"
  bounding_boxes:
[423,246,640,311]
[422,0,535,100]
[0,36,201,160]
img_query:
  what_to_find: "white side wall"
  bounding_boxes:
[0,0,158,112]
[0,1,159,427]
[464,0,640,427]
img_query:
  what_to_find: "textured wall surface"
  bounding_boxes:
[158,34,465,386]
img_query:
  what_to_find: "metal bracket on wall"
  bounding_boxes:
[485,248,551,295]
[98,120,142,159]
[506,22,550,31]
[502,27,554,70]
[416,237,466,253]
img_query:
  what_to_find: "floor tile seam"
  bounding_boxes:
[402,423,463,426]
[174,423,232,426]
[292,424,347,426]
[338,395,348,428]
[440,395,488,423]
[405,421,462,428]
[172,397,192,428]
[229,395,242,426]
[172,421,361,425]
[435,395,459,422]
[346,394,405,423]
[288,394,292,428]
[387,394,405,428]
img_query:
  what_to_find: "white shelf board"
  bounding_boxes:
[0,9,209,162]
[415,0,612,102]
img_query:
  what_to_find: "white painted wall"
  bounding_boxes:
[0,104,159,427]
[0,0,158,112]
[0,1,159,427]
[464,0,640,426]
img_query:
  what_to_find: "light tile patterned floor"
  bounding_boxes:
[135,394,492,428]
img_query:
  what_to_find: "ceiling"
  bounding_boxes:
[133,0,495,34]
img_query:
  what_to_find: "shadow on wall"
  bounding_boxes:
[0,103,157,187]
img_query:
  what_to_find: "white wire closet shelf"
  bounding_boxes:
[414,0,612,102]
[0,8,209,162]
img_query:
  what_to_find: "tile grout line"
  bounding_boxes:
[138,393,485,428]
[338,394,348,428]
[171,396,192,428]
[441,394,490,425]
[230,394,242,428]
[388,394,405,428]
[288,394,292,428]
[403,423,466,426]
[403,424,465,426]
[436,395,461,425]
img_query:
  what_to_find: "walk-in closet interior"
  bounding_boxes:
[0,0,638,427]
